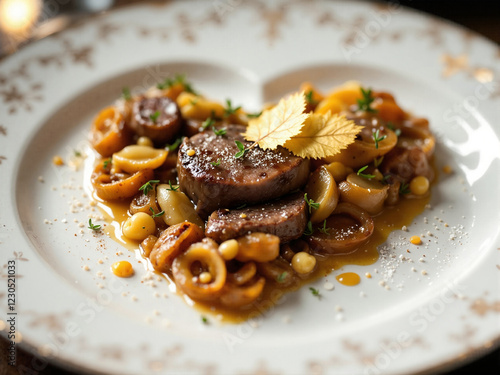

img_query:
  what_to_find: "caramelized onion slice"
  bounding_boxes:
[112,145,168,174]
[338,173,389,215]
[156,184,204,229]
[308,202,374,255]
[305,166,339,223]
[398,122,435,158]
[91,163,153,201]
[130,186,165,228]
[227,262,257,286]
[220,276,266,308]
[324,126,397,169]
[257,258,296,287]
[235,233,280,263]
[149,222,204,273]
[91,106,132,157]
[172,239,227,301]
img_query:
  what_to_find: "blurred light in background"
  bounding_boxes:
[0,0,42,34]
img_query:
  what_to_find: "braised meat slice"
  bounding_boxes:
[130,97,182,145]
[177,124,310,219]
[205,192,307,243]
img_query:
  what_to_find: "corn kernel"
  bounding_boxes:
[111,261,134,278]
[187,149,196,157]
[122,212,156,241]
[239,213,247,219]
[291,252,316,274]
[410,235,421,245]
[409,176,429,196]
[199,272,212,284]
[52,155,64,166]
[218,239,239,260]
[137,136,154,147]
[442,165,453,174]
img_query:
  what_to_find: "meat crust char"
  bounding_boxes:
[205,192,307,243]
[177,125,310,219]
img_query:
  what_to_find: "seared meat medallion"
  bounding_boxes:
[177,125,310,219]
[205,192,308,243]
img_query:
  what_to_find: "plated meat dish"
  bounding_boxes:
[87,76,436,320]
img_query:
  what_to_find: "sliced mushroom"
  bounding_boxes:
[338,173,389,215]
[308,202,374,255]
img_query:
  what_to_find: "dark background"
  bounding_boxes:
[0,0,499,374]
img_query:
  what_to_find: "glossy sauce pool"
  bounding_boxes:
[89,183,430,323]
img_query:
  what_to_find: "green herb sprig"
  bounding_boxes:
[277,272,288,283]
[357,165,375,179]
[305,90,317,104]
[234,140,248,159]
[224,99,241,117]
[122,87,132,101]
[139,180,160,195]
[399,182,410,195]
[304,193,320,214]
[357,87,377,113]
[309,287,321,299]
[303,221,314,236]
[372,129,387,149]
[166,137,184,151]
[165,180,179,191]
[88,219,101,231]
[149,207,165,218]
[210,158,221,167]
[213,127,227,136]
[149,111,160,123]
[318,220,330,235]
[246,111,262,119]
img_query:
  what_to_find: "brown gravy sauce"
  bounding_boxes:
[92,186,429,323]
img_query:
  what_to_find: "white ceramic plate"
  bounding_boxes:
[1,1,499,374]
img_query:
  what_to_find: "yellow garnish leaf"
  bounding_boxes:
[283,112,362,159]
[243,92,309,150]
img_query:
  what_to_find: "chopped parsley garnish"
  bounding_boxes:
[372,129,387,149]
[309,287,321,298]
[304,193,320,214]
[103,159,111,169]
[277,272,288,283]
[305,90,317,104]
[246,111,262,119]
[88,219,101,231]
[149,110,160,123]
[190,98,199,106]
[74,150,81,157]
[166,136,184,151]
[122,87,132,101]
[236,203,247,209]
[234,140,248,159]
[373,156,384,168]
[164,180,179,191]
[157,74,196,94]
[139,180,160,195]
[201,316,209,325]
[201,117,215,130]
[210,158,221,167]
[357,87,377,113]
[303,221,314,236]
[318,220,329,235]
[149,207,165,218]
[213,127,227,136]
[357,165,375,179]
[224,99,241,117]
[399,181,410,195]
